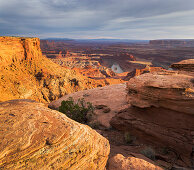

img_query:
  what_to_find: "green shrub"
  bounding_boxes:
[140,147,156,160]
[59,97,94,124]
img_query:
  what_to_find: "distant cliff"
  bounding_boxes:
[0,37,122,103]
[149,39,194,47]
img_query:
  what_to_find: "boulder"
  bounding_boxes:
[0,99,110,169]
[108,154,163,170]
[126,71,194,114]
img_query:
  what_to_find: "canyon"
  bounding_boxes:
[0,36,194,169]
[41,39,194,71]
[0,37,124,103]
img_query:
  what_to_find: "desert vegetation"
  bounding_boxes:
[59,97,94,124]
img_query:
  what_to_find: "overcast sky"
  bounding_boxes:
[0,0,194,39]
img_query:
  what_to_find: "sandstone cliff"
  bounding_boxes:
[171,59,194,72]
[123,66,164,81]
[0,37,123,103]
[111,70,194,167]
[149,39,194,47]
[0,99,110,169]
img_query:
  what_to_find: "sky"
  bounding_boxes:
[0,0,194,39]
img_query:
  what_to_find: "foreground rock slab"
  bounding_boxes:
[49,83,129,128]
[0,99,110,169]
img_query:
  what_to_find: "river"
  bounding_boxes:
[111,63,124,73]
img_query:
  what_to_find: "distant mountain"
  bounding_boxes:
[41,38,149,44]
[41,38,74,42]
[76,39,149,44]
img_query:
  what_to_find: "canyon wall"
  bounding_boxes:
[150,39,194,47]
[111,66,194,167]
[171,59,194,72]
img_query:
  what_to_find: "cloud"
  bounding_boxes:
[0,0,194,39]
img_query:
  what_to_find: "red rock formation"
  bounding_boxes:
[0,99,110,169]
[110,70,194,167]
[73,66,117,78]
[55,51,64,59]
[108,154,163,170]
[117,53,136,61]
[72,66,106,78]
[171,59,194,72]
[123,66,164,81]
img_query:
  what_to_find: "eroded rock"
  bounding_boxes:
[108,154,163,170]
[0,99,110,169]
[110,71,194,167]
[171,59,194,72]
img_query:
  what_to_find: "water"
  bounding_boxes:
[111,63,124,73]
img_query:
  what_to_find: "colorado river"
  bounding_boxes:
[111,63,124,73]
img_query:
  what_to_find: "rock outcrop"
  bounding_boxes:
[0,99,110,169]
[111,70,194,167]
[171,59,194,72]
[49,83,128,128]
[108,154,163,170]
[0,37,124,103]
[123,66,164,81]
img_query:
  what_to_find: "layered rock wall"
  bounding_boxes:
[149,39,194,47]
[111,70,194,166]
[171,59,194,72]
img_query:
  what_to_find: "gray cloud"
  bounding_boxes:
[0,0,194,39]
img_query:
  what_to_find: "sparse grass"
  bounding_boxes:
[59,97,94,124]
[140,147,156,160]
